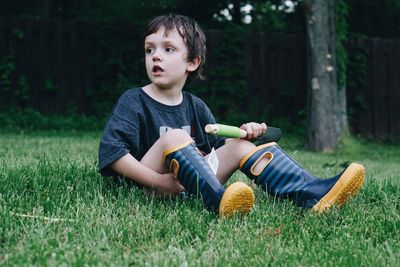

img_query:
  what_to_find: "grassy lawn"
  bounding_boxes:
[0,131,399,266]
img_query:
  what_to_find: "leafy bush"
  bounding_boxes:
[0,108,105,131]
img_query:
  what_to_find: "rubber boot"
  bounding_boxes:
[164,141,255,218]
[239,142,365,212]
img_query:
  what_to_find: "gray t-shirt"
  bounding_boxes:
[98,88,225,177]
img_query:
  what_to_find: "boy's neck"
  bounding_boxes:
[142,84,183,106]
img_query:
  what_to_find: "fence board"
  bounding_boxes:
[363,39,374,137]
[394,41,400,137]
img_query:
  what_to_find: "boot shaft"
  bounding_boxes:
[240,143,306,196]
[164,141,225,213]
[164,141,255,217]
[240,142,365,211]
[240,143,337,208]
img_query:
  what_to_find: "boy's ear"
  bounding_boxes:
[187,56,201,72]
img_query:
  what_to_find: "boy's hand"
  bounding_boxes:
[149,173,185,197]
[240,122,267,141]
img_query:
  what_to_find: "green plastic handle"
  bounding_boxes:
[205,123,282,143]
[205,124,247,138]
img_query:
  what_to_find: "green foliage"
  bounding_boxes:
[16,75,30,100]
[248,0,304,33]
[247,2,288,32]
[270,116,306,137]
[0,55,15,92]
[43,77,58,92]
[0,109,105,131]
[0,55,30,108]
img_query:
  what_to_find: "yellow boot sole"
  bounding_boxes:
[313,163,365,212]
[219,181,255,218]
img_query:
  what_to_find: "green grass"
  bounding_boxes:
[0,131,399,266]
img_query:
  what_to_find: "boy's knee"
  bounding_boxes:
[160,128,193,145]
[226,139,256,158]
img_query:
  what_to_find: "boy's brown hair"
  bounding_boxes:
[144,14,206,81]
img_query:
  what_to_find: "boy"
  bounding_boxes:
[98,14,365,218]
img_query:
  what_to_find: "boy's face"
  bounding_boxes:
[144,27,199,90]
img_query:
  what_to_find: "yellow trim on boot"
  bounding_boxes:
[219,182,255,218]
[250,152,274,176]
[163,141,195,160]
[312,163,365,212]
[169,159,180,179]
[239,142,277,169]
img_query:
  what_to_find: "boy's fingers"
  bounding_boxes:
[246,124,255,139]
[241,122,269,139]
[177,182,185,191]
[172,178,185,191]
[261,122,267,133]
[255,122,267,136]
[242,122,267,139]
[251,122,263,138]
[241,123,253,135]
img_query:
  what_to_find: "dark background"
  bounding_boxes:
[0,0,399,139]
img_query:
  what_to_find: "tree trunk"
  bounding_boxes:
[231,0,242,24]
[304,0,342,151]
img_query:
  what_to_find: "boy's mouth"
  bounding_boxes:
[152,65,164,73]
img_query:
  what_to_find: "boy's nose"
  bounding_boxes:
[152,51,162,62]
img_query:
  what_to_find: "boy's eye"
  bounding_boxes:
[165,47,175,53]
[145,48,154,54]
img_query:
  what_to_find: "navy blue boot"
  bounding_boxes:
[164,141,255,218]
[240,143,365,212]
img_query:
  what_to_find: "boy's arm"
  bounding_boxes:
[110,154,184,195]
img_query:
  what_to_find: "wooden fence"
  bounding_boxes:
[243,33,307,121]
[0,17,399,139]
[0,17,93,114]
[348,38,400,139]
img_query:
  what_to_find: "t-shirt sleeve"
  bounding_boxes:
[98,92,140,176]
